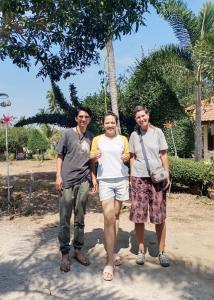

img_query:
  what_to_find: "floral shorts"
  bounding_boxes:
[129,177,166,224]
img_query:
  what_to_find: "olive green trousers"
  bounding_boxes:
[58,180,89,254]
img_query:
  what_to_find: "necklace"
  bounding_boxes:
[76,127,86,143]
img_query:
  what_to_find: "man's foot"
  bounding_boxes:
[113,253,122,266]
[103,265,114,281]
[74,250,90,266]
[136,250,145,265]
[159,251,170,267]
[60,253,70,272]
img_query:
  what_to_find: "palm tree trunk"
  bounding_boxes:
[106,39,121,134]
[194,66,203,161]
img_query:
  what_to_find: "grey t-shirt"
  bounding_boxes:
[129,127,168,177]
[56,128,93,188]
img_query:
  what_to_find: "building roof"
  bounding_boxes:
[186,96,214,123]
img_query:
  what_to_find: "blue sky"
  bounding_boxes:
[0,0,210,120]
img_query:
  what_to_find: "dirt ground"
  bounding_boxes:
[0,160,214,300]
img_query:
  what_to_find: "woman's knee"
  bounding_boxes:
[104,214,116,226]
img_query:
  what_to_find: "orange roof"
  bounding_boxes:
[186,96,214,122]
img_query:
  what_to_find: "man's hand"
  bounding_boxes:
[56,175,64,192]
[91,178,98,193]
[121,153,130,162]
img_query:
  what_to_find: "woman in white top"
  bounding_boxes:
[90,112,129,281]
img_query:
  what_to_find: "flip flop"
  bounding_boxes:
[73,251,90,266]
[113,253,122,266]
[103,265,114,281]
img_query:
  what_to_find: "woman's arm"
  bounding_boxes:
[160,150,170,190]
[160,150,169,172]
[130,153,135,177]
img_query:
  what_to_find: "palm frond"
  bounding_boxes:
[135,45,193,81]
[192,33,214,81]
[51,81,73,114]
[15,113,75,128]
[159,0,199,46]
[198,2,214,36]
[69,83,81,107]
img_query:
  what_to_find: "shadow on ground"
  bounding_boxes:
[0,171,102,218]
[0,221,213,300]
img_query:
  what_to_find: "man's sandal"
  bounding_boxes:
[74,251,90,266]
[103,265,114,281]
[60,259,70,272]
[113,253,122,266]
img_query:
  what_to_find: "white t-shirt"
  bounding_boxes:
[90,134,129,179]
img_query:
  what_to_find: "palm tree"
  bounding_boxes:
[15,82,81,127]
[106,39,121,133]
[159,0,214,160]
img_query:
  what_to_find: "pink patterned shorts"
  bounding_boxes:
[129,177,166,224]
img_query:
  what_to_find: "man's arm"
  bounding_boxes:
[89,160,98,193]
[56,154,64,191]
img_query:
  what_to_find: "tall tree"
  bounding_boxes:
[159,0,214,160]
[1,0,160,131]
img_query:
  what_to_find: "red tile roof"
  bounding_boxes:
[186,96,214,122]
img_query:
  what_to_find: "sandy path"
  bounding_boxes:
[0,196,214,300]
[0,161,213,299]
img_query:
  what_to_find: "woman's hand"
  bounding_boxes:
[121,153,130,162]
[163,174,171,191]
[94,150,101,160]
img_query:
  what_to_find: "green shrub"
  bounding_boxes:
[46,149,57,159]
[164,118,194,158]
[169,156,214,193]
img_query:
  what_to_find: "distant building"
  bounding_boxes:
[186,97,214,160]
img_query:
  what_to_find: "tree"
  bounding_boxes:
[27,128,48,154]
[1,0,160,130]
[159,0,214,160]
[0,127,29,154]
[0,0,158,80]
[15,82,81,127]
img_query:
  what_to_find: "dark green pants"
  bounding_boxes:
[58,180,90,254]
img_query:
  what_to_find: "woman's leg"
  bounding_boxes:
[114,200,122,238]
[155,222,166,252]
[102,199,116,266]
[135,223,145,252]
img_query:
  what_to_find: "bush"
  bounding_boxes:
[169,156,214,193]
[46,148,57,159]
[27,129,48,153]
[164,118,194,158]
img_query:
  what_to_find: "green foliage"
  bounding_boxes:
[169,156,214,192]
[0,0,157,80]
[120,51,186,132]
[0,127,29,153]
[84,92,111,134]
[15,82,80,127]
[164,118,194,158]
[27,129,48,153]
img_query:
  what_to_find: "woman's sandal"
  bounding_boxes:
[103,265,114,281]
[113,253,122,266]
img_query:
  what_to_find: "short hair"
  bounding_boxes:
[133,105,150,116]
[103,111,118,124]
[75,106,92,118]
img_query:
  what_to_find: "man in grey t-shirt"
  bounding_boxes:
[56,107,97,272]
